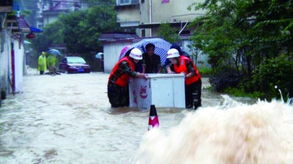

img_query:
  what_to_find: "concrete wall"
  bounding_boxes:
[13,39,24,93]
[117,7,140,27]
[43,15,58,26]
[0,29,25,102]
[139,1,149,24]
[103,42,132,73]
[0,29,11,98]
[140,0,204,24]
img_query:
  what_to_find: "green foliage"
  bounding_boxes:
[190,0,293,99]
[83,0,115,5]
[249,55,293,99]
[224,87,264,99]
[198,67,213,76]
[158,23,180,43]
[31,0,125,71]
[32,0,124,60]
[60,5,121,54]
[31,20,64,52]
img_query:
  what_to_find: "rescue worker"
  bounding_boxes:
[47,54,59,75]
[165,44,189,73]
[142,43,161,73]
[166,48,202,109]
[38,52,47,75]
[108,48,146,108]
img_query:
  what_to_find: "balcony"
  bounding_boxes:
[0,0,13,12]
[116,0,139,7]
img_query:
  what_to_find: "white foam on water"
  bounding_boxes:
[133,99,293,164]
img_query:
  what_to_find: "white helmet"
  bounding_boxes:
[167,48,180,59]
[129,48,143,60]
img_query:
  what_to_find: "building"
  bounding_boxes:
[1,2,29,106]
[99,33,139,73]
[36,0,88,29]
[115,0,209,67]
[116,0,204,37]
[0,0,13,12]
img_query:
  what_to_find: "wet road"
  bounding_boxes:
[0,73,243,164]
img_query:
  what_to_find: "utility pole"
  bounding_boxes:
[149,0,152,37]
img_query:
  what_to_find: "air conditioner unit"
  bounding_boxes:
[117,0,139,6]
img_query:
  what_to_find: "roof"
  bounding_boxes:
[17,16,30,32]
[6,15,31,33]
[99,33,139,43]
[140,22,194,28]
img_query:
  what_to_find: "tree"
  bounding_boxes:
[189,0,293,98]
[83,0,115,5]
[60,5,121,54]
[158,23,180,43]
[31,1,126,70]
[31,20,64,52]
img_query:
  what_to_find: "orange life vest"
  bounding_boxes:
[109,57,135,87]
[173,56,201,85]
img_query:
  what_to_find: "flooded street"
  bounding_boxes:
[0,73,248,164]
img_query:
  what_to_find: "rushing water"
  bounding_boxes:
[134,100,293,164]
[0,72,276,164]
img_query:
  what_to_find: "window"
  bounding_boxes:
[67,57,86,64]
[141,29,145,37]
[118,0,131,5]
[117,0,138,5]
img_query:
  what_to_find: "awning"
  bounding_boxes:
[30,27,43,33]
[17,16,30,32]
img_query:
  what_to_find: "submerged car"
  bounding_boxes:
[59,56,91,73]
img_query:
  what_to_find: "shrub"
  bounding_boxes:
[209,67,242,92]
[250,55,293,99]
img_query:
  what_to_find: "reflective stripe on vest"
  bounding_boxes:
[173,56,201,85]
[109,57,135,87]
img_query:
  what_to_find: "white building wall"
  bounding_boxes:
[0,29,11,95]
[13,39,24,93]
[140,0,205,24]
[103,42,132,73]
[44,15,58,26]
[0,29,25,96]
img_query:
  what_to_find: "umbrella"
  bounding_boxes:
[119,45,132,59]
[95,52,104,59]
[47,49,61,56]
[120,38,171,66]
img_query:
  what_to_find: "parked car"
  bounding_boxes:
[59,56,91,73]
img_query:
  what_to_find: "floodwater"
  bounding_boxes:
[134,100,293,164]
[0,72,265,164]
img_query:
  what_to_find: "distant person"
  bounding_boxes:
[166,48,202,109]
[142,43,161,73]
[108,48,146,108]
[101,54,104,72]
[38,52,47,75]
[47,54,59,75]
